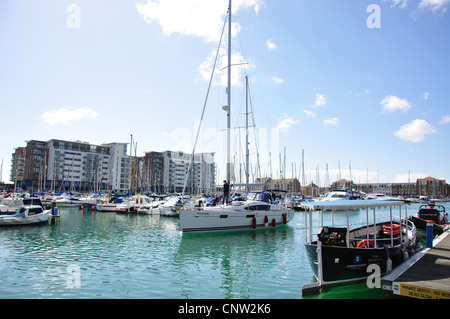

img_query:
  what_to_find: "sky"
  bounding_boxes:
[1,0,449,187]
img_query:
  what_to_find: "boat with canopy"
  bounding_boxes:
[301,199,419,293]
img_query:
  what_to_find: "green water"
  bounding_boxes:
[0,202,443,299]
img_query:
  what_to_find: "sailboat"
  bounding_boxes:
[179,0,294,233]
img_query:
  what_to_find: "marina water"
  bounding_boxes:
[0,202,445,299]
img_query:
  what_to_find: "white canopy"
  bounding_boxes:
[300,199,404,211]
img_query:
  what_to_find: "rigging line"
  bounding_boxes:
[247,82,261,178]
[182,8,229,196]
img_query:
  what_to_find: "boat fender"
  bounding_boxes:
[282,213,287,224]
[272,218,276,227]
[357,239,375,248]
[264,215,268,227]
[252,217,256,229]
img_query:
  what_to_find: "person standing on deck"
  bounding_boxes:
[223,180,230,205]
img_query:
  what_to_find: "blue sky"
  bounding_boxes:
[1,0,449,186]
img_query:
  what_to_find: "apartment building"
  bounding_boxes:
[162,151,216,194]
[11,139,130,193]
[10,139,217,194]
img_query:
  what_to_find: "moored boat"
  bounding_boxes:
[52,194,83,207]
[0,196,47,215]
[180,191,293,233]
[96,196,124,212]
[407,202,449,236]
[116,194,152,213]
[0,205,51,226]
[137,195,168,215]
[301,200,419,292]
[159,195,187,217]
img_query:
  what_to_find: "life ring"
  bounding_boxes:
[252,217,256,229]
[382,224,400,236]
[357,239,375,248]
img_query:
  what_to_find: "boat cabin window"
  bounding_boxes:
[246,204,270,211]
[245,192,273,203]
[23,198,43,206]
[28,207,44,215]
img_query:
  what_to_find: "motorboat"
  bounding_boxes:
[52,194,83,207]
[315,190,361,202]
[137,195,168,215]
[407,202,449,236]
[365,193,402,201]
[116,195,152,213]
[96,196,124,212]
[79,193,105,211]
[0,196,46,215]
[0,205,51,226]
[159,195,187,217]
[301,200,419,291]
[180,191,294,233]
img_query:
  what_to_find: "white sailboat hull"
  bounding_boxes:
[180,205,294,233]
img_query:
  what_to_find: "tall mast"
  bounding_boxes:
[226,0,232,184]
[245,75,249,191]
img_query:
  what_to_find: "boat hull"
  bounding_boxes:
[0,211,50,226]
[305,242,410,285]
[407,216,445,236]
[96,204,118,212]
[180,208,294,233]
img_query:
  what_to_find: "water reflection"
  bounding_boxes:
[0,207,309,298]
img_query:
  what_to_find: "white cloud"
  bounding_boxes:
[422,92,430,100]
[440,115,450,124]
[394,119,437,142]
[380,95,412,113]
[418,0,450,13]
[312,94,327,107]
[349,89,371,96]
[384,0,408,8]
[271,76,284,84]
[136,0,263,42]
[394,172,428,183]
[275,113,299,134]
[266,39,277,50]
[323,117,338,127]
[41,106,99,126]
[198,48,251,87]
[302,109,317,119]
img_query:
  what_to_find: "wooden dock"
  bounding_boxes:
[382,230,450,299]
